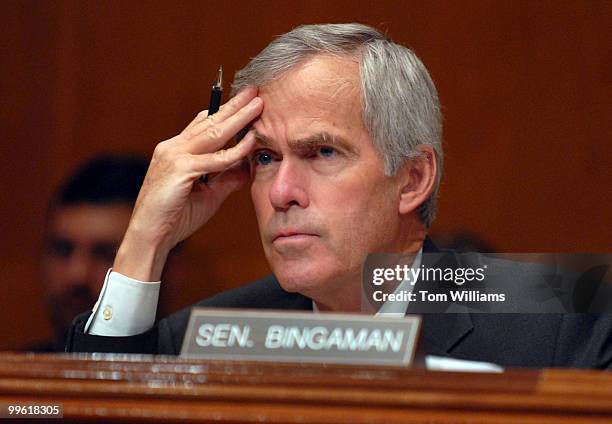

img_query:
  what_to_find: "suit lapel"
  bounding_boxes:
[410,239,474,355]
[420,313,474,355]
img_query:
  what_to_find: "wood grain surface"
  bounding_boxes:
[0,352,611,423]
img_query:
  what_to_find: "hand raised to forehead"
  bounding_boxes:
[114,87,263,282]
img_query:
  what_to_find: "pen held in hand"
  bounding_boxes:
[200,66,223,183]
[208,65,223,115]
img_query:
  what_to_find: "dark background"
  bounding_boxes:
[1,0,610,350]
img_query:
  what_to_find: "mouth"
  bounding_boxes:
[272,231,319,243]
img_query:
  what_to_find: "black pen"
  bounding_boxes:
[208,65,223,116]
[200,66,223,183]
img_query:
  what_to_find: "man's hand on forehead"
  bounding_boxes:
[112,86,263,282]
[178,87,261,154]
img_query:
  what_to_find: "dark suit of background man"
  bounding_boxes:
[68,23,611,368]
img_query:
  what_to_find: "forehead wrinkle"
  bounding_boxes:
[310,55,361,106]
[329,76,359,103]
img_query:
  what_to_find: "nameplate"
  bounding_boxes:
[180,308,421,366]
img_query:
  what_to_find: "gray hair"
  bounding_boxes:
[232,23,442,226]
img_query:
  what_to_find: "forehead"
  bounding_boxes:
[253,54,369,145]
[48,203,132,241]
[282,54,361,97]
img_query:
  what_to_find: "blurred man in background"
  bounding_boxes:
[26,154,184,352]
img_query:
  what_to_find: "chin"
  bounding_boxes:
[274,269,319,294]
[270,255,348,300]
[271,259,327,295]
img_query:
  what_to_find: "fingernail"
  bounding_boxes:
[249,97,262,108]
[238,85,257,96]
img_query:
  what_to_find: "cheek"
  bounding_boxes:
[250,181,269,226]
[43,258,68,291]
[321,181,397,254]
[92,260,111,280]
[89,268,108,293]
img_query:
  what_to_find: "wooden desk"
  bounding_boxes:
[0,352,610,423]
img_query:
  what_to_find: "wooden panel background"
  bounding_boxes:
[0,0,610,350]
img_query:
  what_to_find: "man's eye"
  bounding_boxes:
[92,244,119,264]
[254,151,274,166]
[47,239,74,259]
[318,146,336,158]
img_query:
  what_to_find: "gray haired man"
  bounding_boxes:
[68,24,612,368]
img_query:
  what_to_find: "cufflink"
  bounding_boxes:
[102,306,113,321]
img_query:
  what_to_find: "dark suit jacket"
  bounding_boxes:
[66,243,612,369]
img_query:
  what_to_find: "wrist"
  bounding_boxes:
[113,228,170,282]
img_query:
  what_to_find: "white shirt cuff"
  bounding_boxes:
[85,269,160,336]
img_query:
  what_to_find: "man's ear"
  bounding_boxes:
[398,146,437,215]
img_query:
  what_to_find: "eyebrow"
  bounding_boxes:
[253,130,358,157]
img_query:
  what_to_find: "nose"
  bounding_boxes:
[64,248,94,288]
[268,160,309,211]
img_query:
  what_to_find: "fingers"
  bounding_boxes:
[179,86,261,153]
[211,85,258,122]
[192,130,256,175]
[153,87,259,193]
[206,158,251,200]
[186,96,262,154]
[183,109,210,134]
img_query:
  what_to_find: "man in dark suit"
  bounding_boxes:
[68,243,612,368]
[67,23,611,368]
